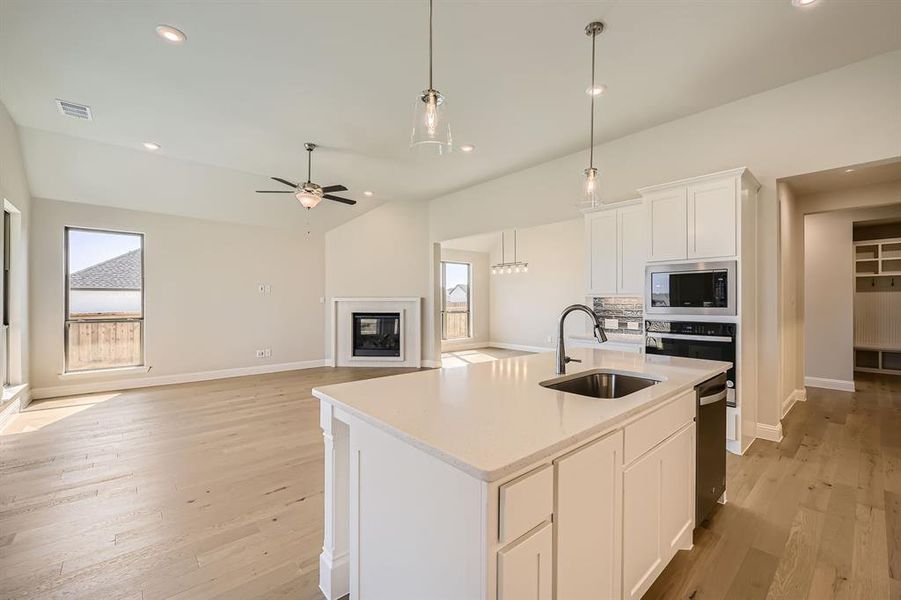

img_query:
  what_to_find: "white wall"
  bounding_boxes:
[489,219,585,349]
[801,185,901,387]
[440,247,489,350]
[324,200,437,363]
[30,198,325,396]
[779,181,804,405]
[0,100,32,397]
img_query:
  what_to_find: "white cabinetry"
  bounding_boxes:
[640,169,753,263]
[497,521,553,600]
[622,423,695,600]
[555,430,623,600]
[585,202,647,296]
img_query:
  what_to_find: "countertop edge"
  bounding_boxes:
[313,363,728,483]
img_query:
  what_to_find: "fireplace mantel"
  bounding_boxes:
[329,297,422,368]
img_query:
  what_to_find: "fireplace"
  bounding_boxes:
[352,312,401,358]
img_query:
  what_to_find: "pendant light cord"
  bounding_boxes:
[589,29,597,169]
[428,0,434,90]
[307,147,312,183]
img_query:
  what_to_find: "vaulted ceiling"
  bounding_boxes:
[2,0,899,229]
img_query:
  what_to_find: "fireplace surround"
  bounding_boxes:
[330,297,422,368]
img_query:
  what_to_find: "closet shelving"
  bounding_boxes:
[854,237,901,375]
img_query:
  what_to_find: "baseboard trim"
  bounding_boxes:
[31,360,328,400]
[488,341,552,353]
[0,384,30,432]
[441,340,490,352]
[756,422,784,443]
[804,376,855,392]
[781,388,806,418]
[422,360,441,368]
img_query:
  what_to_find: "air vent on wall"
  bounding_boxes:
[55,99,92,121]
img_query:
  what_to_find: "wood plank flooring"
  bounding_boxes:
[1,368,898,599]
[646,372,900,600]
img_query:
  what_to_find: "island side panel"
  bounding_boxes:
[346,412,488,600]
[320,401,350,600]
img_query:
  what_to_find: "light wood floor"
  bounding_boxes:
[1,369,898,599]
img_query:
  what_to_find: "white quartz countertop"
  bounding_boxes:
[313,349,729,482]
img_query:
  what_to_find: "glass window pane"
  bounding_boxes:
[67,229,143,319]
[442,261,471,340]
[65,320,143,372]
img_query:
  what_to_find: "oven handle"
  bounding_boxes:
[699,389,728,406]
[646,332,733,343]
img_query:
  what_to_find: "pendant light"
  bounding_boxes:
[491,230,528,275]
[410,0,452,154]
[582,21,604,209]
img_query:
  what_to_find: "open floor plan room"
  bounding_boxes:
[1,1,900,598]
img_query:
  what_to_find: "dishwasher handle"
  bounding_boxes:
[699,389,727,406]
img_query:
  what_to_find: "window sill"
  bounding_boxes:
[59,365,151,379]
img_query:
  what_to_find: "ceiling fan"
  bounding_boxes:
[256,143,357,209]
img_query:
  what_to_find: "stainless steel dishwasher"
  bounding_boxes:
[696,372,727,525]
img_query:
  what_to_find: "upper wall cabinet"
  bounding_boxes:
[639,169,757,263]
[585,202,647,296]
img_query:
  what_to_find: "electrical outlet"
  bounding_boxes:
[627,321,640,330]
[264,285,271,294]
[255,349,265,358]
[264,348,271,358]
[604,318,619,329]
[258,285,266,295]
[546,335,554,343]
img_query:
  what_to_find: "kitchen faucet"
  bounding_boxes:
[556,304,607,375]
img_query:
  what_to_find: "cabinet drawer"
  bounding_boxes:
[498,521,553,600]
[624,389,695,464]
[498,464,553,544]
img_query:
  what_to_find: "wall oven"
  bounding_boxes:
[646,320,736,407]
[645,261,736,316]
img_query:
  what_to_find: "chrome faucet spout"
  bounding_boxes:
[555,304,606,375]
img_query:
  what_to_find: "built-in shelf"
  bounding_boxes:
[854,237,901,376]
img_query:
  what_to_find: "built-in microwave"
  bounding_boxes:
[645,261,737,316]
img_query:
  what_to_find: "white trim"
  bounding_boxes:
[0,384,29,432]
[804,376,855,392]
[440,339,487,352]
[31,360,327,400]
[756,422,783,443]
[487,341,552,353]
[795,388,807,402]
[782,387,807,418]
[422,360,441,368]
[60,365,151,378]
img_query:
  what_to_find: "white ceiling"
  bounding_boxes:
[782,157,901,195]
[2,0,900,228]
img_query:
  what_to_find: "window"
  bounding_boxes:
[441,261,471,340]
[65,228,144,372]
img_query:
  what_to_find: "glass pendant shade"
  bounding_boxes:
[582,167,599,208]
[296,190,322,209]
[410,89,452,154]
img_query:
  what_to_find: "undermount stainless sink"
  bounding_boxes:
[540,369,660,399]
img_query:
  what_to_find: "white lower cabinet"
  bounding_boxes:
[555,430,623,600]
[622,423,696,600]
[497,521,553,600]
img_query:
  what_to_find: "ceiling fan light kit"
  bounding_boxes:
[581,21,605,210]
[410,0,452,154]
[255,142,357,209]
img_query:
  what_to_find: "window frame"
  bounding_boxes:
[440,260,473,341]
[63,226,146,373]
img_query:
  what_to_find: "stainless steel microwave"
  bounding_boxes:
[645,261,737,316]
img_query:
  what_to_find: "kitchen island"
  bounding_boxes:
[313,348,730,600]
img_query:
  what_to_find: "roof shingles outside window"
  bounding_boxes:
[69,249,142,291]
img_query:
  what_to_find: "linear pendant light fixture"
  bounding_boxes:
[492,230,529,275]
[582,21,605,209]
[410,0,452,154]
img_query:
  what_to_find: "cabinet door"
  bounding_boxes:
[618,205,647,295]
[586,210,618,295]
[646,188,687,262]
[622,423,696,600]
[497,521,553,600]
[687,178,737,259]
[555,430,623,600]
[660,423,695,560]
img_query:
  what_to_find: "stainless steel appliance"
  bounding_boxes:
[645,261,736,316]
[694,373,727,525]
[645,320,736,407]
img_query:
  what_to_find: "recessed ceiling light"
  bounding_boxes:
[156,25,186,44]
[142,142,161,151]
[586,84,607,96]
[791,0,819,7]
[459,144,475,153]
[845,168,856,173]
[363,190,374,197]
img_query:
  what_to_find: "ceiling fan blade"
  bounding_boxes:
[256,190,294,193]
[321,184,348,193]
[271,176,299,188]
[323,194,357,205]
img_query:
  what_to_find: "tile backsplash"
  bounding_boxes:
[592,296,643,335]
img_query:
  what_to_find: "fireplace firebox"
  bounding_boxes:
[352,312,401,358]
